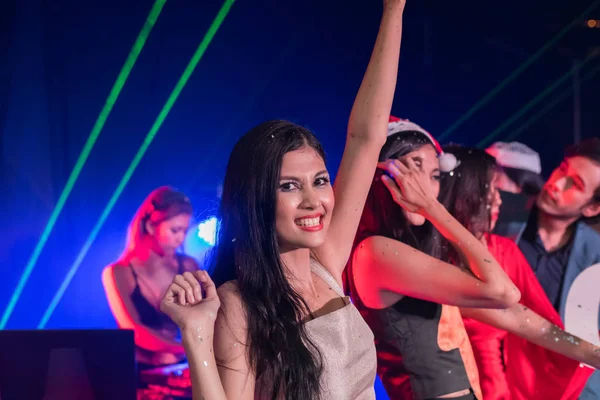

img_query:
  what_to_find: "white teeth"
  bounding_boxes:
[295,217,320,227]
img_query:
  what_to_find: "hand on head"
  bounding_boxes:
[378,157,437,215]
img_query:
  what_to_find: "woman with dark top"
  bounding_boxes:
[345,119,522,400]
[439,145,600,400]
[102,186,200,369]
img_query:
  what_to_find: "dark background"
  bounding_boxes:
[1,0,598,332]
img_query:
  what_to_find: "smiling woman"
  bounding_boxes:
[204,121,378,399]
[157,1,409,399]
[276,146,334,250]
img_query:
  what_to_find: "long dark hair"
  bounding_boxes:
[439,145,498,263]
[210,120,324,399]
[344,131,443,294]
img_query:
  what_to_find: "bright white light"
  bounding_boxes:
[197,217,218,246]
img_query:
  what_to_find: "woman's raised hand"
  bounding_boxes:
[160,270,220,331]
[378,157,437,215]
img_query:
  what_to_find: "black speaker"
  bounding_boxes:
[0,329,136,400]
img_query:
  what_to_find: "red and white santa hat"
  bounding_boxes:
[387,116,458,172]
[485,141,542,174]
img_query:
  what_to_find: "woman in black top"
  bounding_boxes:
[346,119,520,399]
[102,186,199,369]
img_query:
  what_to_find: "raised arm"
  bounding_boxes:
[461,305,600,369]
[160,272,254,400]
[101,265,185,354]
[315,0,406,278]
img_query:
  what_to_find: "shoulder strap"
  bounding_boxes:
[129,263,140,283]
[176,254,186,274]
[310,259,344,297]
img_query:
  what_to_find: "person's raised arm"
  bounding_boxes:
[315,0,406,279]
[461,305,600,369]
[354,159,520,309]
[160,271,255,400]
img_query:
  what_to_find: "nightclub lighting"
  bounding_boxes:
[35,0,237,329]
[0,0,167,330]
[197,217,218,246]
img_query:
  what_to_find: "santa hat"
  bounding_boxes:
[486,141,542,174]
[387,116,458,172]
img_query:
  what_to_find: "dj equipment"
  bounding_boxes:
[0,329,136,400]
[139,362,192,399]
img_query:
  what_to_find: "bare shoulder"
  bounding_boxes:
[101,264,115,290]
[351,235,420,308]
[101,264,115,280]
[103,263,133,286]
[353,235,413,263]
[352,236,380,271]
[216,281,247,329]
[214,280,249,367]
[217,280,242,303]
[214,284,254,396]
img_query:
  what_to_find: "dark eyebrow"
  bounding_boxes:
[280,170,328,181]
[574,173,586,189]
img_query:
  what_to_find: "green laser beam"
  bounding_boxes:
[37,0,237,329]
[476,51,599,148]
[503,63,600,143]
[0,0,167,330]
[439,0,600,142]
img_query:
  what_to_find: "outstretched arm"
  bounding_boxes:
[461,305,600,369]
[315,0,406,279]
[161,271,255,400]
[353,233,519,310]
